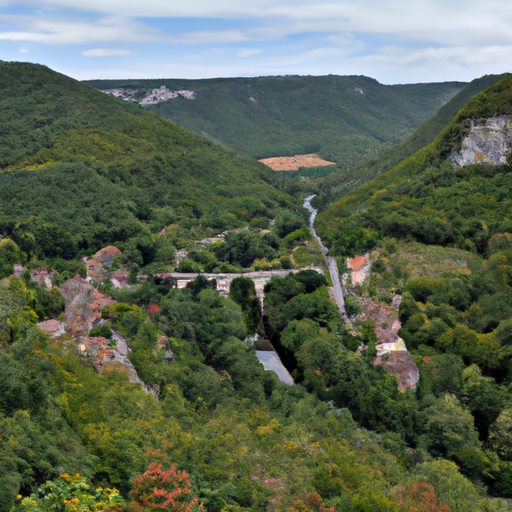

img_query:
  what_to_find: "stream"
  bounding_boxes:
[303,195,350,323]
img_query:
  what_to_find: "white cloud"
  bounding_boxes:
[236,48,262,57]
[83,48,133,57]
[2,0,512,82]
[19,47,28,52]
[168,29,248,44]
[340,44,512,83]
[0,14,160,44]
[3,1,512,47]
[270,46,355,66]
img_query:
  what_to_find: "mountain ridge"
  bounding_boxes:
[84,74,467,171]
[0,62,296,256]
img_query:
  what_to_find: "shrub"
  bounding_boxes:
[345,296,361,316]
[89,323,113,339]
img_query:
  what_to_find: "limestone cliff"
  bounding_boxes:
[449,115,512,168]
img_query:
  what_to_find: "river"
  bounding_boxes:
[303,195,350,323]
[255,195,349,385]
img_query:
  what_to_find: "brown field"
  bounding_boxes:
[259,153,336,171]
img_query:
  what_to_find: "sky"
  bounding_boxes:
[1,0,512,84]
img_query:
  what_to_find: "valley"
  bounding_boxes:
[3,62,512,512]
[86,75,466,176]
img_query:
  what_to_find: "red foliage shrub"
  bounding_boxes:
[148,305,160,317]
[128,463,204,512]
[393,481,450,512]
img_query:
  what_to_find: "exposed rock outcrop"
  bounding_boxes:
[102,86,196,105]
[31,267,53,289]
[85,258,108,282]
[37,319,66,338]
[374,351,420,392]
[32,273,158,398]
[93,246,122,267]
[157,335,174,362]
[355,295,419,391]
[60,276,116,335]
[449,115,512,168]
[110,271,128,288]
[14,264,26,279]
[111,327,159,397]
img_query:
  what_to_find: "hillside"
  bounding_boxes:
[84,75,466,171]
[310,75,512,495]
[3,63,512,510]
[0,62,296,258]
[314,74,504,206]
[316,73,512,249]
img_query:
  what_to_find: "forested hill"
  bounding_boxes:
[316,73,512,252]
[309,75,512,501]
[84,75,466,169]
[4,63,512,511]
[0,62,294,255]
[315,73,504,206]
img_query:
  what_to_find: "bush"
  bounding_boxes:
[345,295,361,316]
[89,323,113,339]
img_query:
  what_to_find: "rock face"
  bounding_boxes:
[374,351,420,392]
[355,295,420,391]
[36,319,66,338]
[110,271,128,288]
[102,86,196,105]
[85,258,108,282]
[32,274,159,398]
[111,327,159,397]
[449,116,512,168]
[14,264,26,279]
[76,330,159,398]
[93,246,122,267]
[60,276,116,335]
[31,268,53,289]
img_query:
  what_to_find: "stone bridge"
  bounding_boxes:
[154,269,322,305]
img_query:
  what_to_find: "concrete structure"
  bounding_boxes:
[154,269,317,305]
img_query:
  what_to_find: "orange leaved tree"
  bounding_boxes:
[393,482,450,512]
[128,463,204,512]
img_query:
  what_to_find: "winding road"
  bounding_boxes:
[304,195,350,323]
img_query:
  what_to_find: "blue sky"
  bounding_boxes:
[1,0,512,83]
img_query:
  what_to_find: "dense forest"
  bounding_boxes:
[309,74,512,502]
[5,271,505,512]
[1,62,512,511]
[0,62,311,265]
[314,74,504,208]
[85,75,465,173]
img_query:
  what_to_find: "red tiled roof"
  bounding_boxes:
[347,255,366,272]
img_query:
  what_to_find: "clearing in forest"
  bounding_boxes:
[259,153,336,171]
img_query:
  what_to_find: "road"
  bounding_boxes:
[304,195,350,323]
